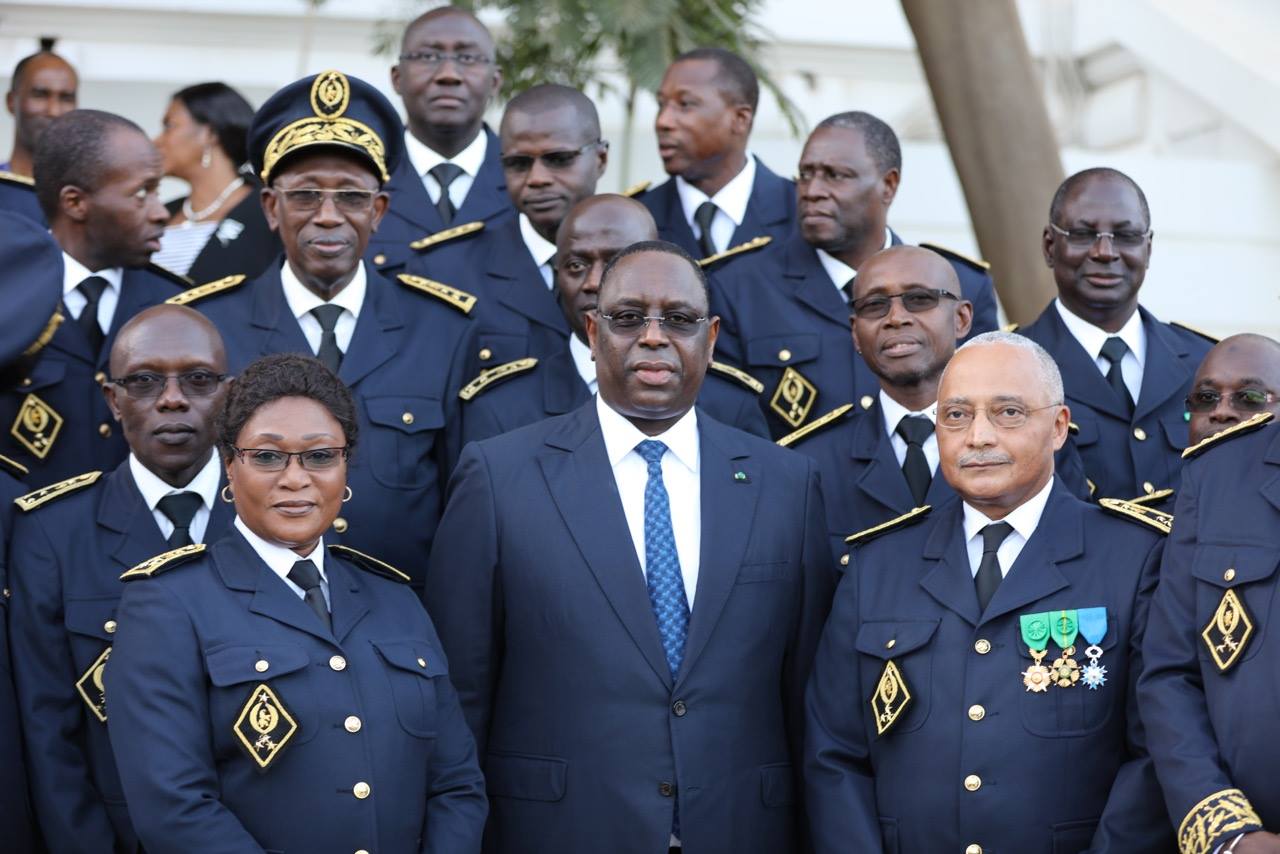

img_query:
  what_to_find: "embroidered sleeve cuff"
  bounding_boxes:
[1179,789,1263,854]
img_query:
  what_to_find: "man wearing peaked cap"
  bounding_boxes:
[179,70,479,596]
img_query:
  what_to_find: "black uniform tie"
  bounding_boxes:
[429,162,463,226]
[75,275,109,353]
[287,559,331,631]
[157,492,203,548]
[975,522,1014,613]
[693,201,719,259]
[1099,336,1134,415]
[310,304,344,375]
[896,415,935,506]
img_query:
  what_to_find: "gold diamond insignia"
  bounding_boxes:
[1202,588,1254,672]
[234,683,299,771]
[769,366,817,428]
[11,393,63,459]
[75,646,111,723]
[871,660,912,736]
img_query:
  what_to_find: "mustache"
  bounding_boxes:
[957,450,1013,467]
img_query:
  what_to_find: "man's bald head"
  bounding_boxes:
[853,245,961,303]
[401,6,495,54]
[557,194,657,254]
[501,84,601,142]
[110,305,227,377]
[1187,333,1280,445]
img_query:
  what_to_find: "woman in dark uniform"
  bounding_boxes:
[106,353,486,854]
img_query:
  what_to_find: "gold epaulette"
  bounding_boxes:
[458,357,538,401]
[1178,788,1263,854]
[408,220,484,251]
[708,361,763,394]
[147,262,194,288]
[1004,322,1021,333]
[0,453,29,479]
[166,274,247,306]
[0,170,34,187]
[619,180,651,198]
[776,403,853,448]
[1170,321,1220,344]
[920,242,991,271]
[1182,412,1274,459]
[22,310,64,359]
[845,505,932,545]
[396,274,476,314]
[1129,487,1174,506]
[698,235,772,267]
[1098,497,1172,535]
[1087,478,1097,498]
[1068,421,1080,435]
[328,544,410,583]
[14,471,102,512]
[120,543,206,580]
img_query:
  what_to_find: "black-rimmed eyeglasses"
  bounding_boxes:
[110,371,229,399]
[851,289,958,320]
[230,447,349,472]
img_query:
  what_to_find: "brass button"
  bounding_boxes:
[401,411,414,425]
[416,657,427,668]
[479,347,493,361]
[966,845,983,854]
[329,655,347,671]
[840,554,849,566]
[778,348,792,362]
[98,423,111,437]
[860,395,874,410]
[1143,481,1155,494]
[352,781,370,799]
[885,639,896,650]
[104,620,117,634]
[968,704,985,721]
[356,850,370,854]
[1133,427,1147,441]
[94,371,107,384]
[373,254,386,265]
[974,639,991,655]
[1224,568,1236,582]
[344,715,362,733]
[963,774,982,792]
[333,517,348,533]
[255,659,269,673]
[21,377,31,386]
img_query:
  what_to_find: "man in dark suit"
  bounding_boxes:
[709,111,999,438]
[805,331,1172,853]
[4,49,78,179]
[0,109,187,487]
[1018,167,1213,500]
[1138,413,1280,854]
[9,304,233,853]
[1184,333,1280,446]
[371,6,512,276]
[427,240,836,853]
[409,84,607,370]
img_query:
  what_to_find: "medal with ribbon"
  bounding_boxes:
[1020,612,1052,693]
[1049,609,1081,688]
[1078,607,1108,689]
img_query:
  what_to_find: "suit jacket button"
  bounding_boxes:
[401,411,414,425]
[345,715,362,733]
[479,348,493,361]
[333,517,348,533]
[658,782,674,797]
[966,845,983,854]
[974,639,991,655]
[778,348,792,362]
[672,700,687,717]
[373,254,387,265]
[352,781,370,799]
[963,774,982,792]
[329,655,347,671]
[98,423,111,437]
[103,620,117,634]
[968,704,985,721]
[255,659,269,673]
[1133,427,1147,441]
[94,371,107,384]
[840,554,849,566]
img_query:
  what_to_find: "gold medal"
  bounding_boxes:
[1022,648,1051,693]
[1050,646,1081,688]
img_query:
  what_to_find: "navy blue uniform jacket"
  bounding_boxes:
[0,171,44,225]
[0,463,35,852]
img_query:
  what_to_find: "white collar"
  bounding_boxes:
[675,153,757,228]
[61,251,123,297]
[879,389,936,437]
[596,395,700,475]
[128,450,222,513]
[815,248,857,290]
[403,126,488,179]
[281,260,367,324]
[569,333,596,386]
[234,515,327,581]
[962,475,1055,545]
[518,213,557,269]
[1053,298,1146,368]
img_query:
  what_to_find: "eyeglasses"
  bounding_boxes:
[851,289,959,320]
[398,50,493,69]
[110,370,228,399]
[598,310,709,337]
[275,188,379,213]
[938,402,1062,431]
[500,142,605,174]
[1048,222,1151,248]
[1185,388,1277,413]
[231,447,349,472]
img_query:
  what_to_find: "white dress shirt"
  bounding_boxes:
[234,516,331,609]
[961,476,1055,578]
[676,154,757,256]
[816,227,893,302]
[596,396,701,608]
[403,127,487,211]
[879,390,939,473]
[128,451,222,544]
[281,260,366,355]
[570,334,597,392]
[61,252,123,336]
[1054,299,1146,404]
[518,213,557,288]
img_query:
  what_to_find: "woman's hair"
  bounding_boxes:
[172,82,255,168]
[216,354,358,460]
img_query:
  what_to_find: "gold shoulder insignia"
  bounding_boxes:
[1003,322,1021,333]
[0,170,35,187]
[166,274,247,306]
[396,274,476,314]
[708,361,764,394]
[1086,478,1097,497]
[620,180,652,198]
[147,262,194,288]
[15,471,103,512]
[119,543,207,580]
[776,403,853,448]
[0,453,29,479]
[846,505,932,545]
[1129,487,1174,506]
[1067,421,1080,435]
[698,235,772,267]
[1098,497,1172,535]
[409,220,485,251]
[1170,321,1220,344]
[1182,412,1274,459]
[919,242,991,271]
[1178,788,1263,854]
[328,544,411,583]
[22,310,65,360]
[459,357,538,401]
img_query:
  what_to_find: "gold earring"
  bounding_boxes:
[342,486,353,503]
[220,485,234,503]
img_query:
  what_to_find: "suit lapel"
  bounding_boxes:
[730,158,793,243]
[1134,309,1192,420]
[249,268,313,358]
[1039,307,1129,420]
[650,181,699,253]
[1261,429,1280,514]
[98,464,170,572]
[326,557,371,643]
[853,403,916,517]
[784,237,850,327]
[215,531,335,644]
[453,127,510,224]
[338,270,400,387]
[386,158,442,234]
[978,483,1077,627]
[543,350,590,416]
[488,220,570,335]
[919,502,981,626]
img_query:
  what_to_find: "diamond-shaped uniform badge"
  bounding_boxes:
[11,393,63,459]
[234,683,299,771]
[871,660,912,736]
[75,646,111,723]
[1202,588,1254,672]
[769,367,818,428]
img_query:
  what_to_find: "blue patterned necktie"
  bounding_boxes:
[636,439,690,681]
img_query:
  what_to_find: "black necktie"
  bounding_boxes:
[896,415,935,506]
[76,275,109,353]
[693,201,719,259]
[288,559,331,631]
[157,492,203,548]
[841,275,856,305]
[1099,336,1134,415]
[311,304,344,374]
[975,521,1014,613]
[429,163,464,226]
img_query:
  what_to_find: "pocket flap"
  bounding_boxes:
[205,644,310,687]
[364,396,444,434]
[1069,415,1099,447]
[485,751,567,802]
[1191,544,1280,589]
[855,620,940,660]
[372,640,447,677]
[1160,412,1190,451]
[745,334,820,368]
[22,357,66,391]
[759,762,795,807]
[64,597,119,641]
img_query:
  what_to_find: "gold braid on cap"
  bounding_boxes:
[260,71,389,183]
